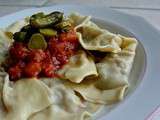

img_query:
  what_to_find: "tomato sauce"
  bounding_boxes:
[4,29,79,81]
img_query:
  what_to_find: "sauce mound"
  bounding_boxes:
[3,12,79,81]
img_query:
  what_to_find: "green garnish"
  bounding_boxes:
[21,25,31,32]
[40,28,57,37]
[31,12,45,19]
[28,33,47,50]
[55,20,72,31]
[30,11,63,28]
[13,32,27,42]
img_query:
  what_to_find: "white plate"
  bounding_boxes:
[0,4,160,120]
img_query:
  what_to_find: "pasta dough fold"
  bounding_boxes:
[3,78,53,120]
[65,14,138,103]
[58,51,98,83]
[28,78,100,120]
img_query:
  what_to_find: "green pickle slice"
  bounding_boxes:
[13,32,27,42]
[28,33,47,50]
[30,11,63,28]
[31,12,45,19]
[40,28,57,37]
[55,20,71,29]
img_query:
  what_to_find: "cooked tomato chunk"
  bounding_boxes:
[59,29,78,43]
[8,66,22,80]
[9,43,28,60]
[24,62,41,77]
[27,49,46,62]
[42,63,55,77]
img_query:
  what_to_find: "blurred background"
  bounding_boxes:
[0,0,160,30]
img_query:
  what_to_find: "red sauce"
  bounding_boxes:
[5,29,79,81]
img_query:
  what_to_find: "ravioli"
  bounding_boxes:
[70,13,122,53]
[58,50,98,83]
[64,15,137,104]
[96,35,137,90]
[3,78,53,120]
[0,72,7,119]
[0,30,12,63]
[77,26,122,53]
[28,78,100,120]
[69,12,91,30]
[0,12,138,120]
[29,106,92,120]
[65,35,137,104]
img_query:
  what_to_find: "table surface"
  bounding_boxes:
[0,0,160,31]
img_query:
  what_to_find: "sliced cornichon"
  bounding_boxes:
[28,33,47,50]
[30,11,63,28]
[55,20,72,30]
[21,25,31,32]
[13,32,27,42]
[30,12,45,19]
[40,28,57,37]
